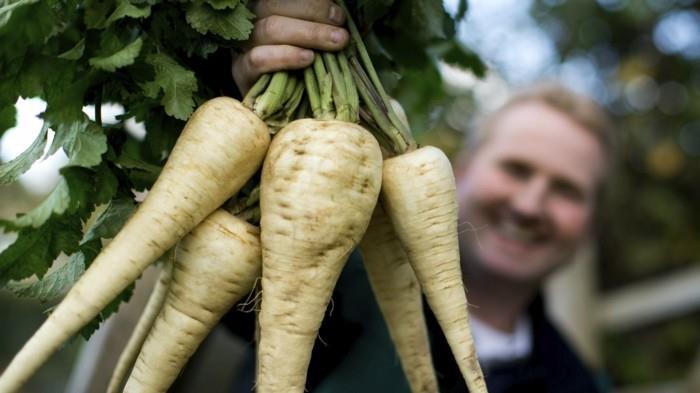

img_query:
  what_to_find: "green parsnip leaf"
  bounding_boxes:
[356,0,394,27]
[57,38,86,60]
[0,121,48,185]
[84,0,115,29]
[141,53,198,120]
[105,0,151,26]
[5,167,93,229]
[92,163,119,205]
[185,2,254,40]
[4,252,85,302]
[0,0,39,29]
[441,40,486,77]
[206,0,240,11]
[116,154,163,177]
[83,198,136,243]
[0,216,83,285]
[44,92,91,130]
[10,178,73,228]
[0,104,16,138]
[78,198,135,337]
[0,0,259,326]
[16,55,54,98]
[89,37,144,72]
[80,282,134,339]
[0,165,119,287]
[0,0,56,57]
[391,0,447,43]
[456,0,468,21]
[49,118,107,168]
[147,6,221,59]
[4,198,136,302]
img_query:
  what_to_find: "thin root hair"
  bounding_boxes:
[460,281,480,308]
[327,296,335,317]
[237,279,263,313]
[457,220,486,251]
[315,296,336,347]
[317,332,328,347]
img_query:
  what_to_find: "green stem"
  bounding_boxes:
[253,71,289,119]
[335,0,390,100]
[336,0,415,151]
[245,185,260,207]
[238,206,261,225]
[225,184,261,225]
[243,73,272,109]
[322,53,350,122]
[304,67,322,118]
[349,53,387,113]
[359,107,392,150]
[280,75,300,109]
[95,88,102,127]
[351,63,407,154]
[284,81,305,118]
[295,96,309,119]
[313,55,335,120]
[338,50,359,122]
[266,79,306,131]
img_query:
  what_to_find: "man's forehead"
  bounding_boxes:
[481,102,607,188]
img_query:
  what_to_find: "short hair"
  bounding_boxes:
[468,82,617,170]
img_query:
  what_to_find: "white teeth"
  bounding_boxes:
[498,220,539,243]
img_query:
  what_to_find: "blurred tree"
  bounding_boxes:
[530,0,700,386]
[528,0,700,289]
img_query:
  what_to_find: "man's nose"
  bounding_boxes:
[511,177,547,218]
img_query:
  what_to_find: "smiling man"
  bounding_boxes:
[429,83,616,393]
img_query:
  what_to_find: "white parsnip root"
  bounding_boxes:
[256,119,383,393]
[381,146,487,393]
[107,257,174,393]
[123,209,261,392]
[359,203,439,393]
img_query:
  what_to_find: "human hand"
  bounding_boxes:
[232,0,350,95]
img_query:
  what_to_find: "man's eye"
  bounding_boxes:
[553,180,584,202]
[501,160,531,179]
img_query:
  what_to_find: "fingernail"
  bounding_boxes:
[301,50,314,62]
[329,5,344,24]
[330,29,347,45]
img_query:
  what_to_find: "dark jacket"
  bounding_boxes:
[427,295,602,393]
[223,254,602,393]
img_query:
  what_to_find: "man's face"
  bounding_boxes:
[456,101,605,284]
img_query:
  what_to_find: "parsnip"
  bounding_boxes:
[123,209,261,393]
[107,258,174,393]
[256,119,382,393]
[358,203,439,393]
[0,97,269,393]
[381,146,487,393]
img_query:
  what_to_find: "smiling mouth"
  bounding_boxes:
[495,219,544,245]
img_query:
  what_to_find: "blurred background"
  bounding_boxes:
[2,0,700,391]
